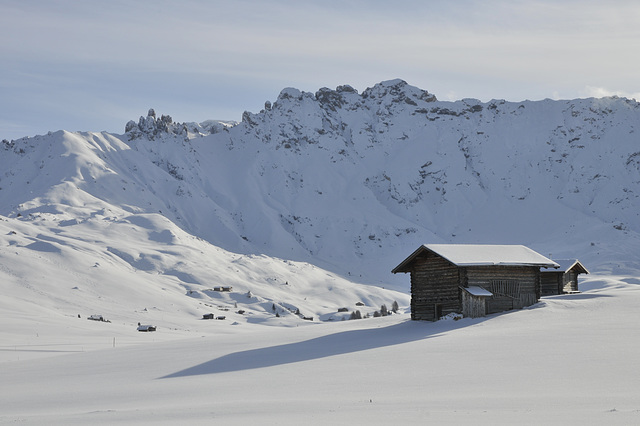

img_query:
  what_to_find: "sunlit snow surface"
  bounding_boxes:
[1,276,639,424]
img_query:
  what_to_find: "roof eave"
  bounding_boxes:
[391,244,430,274]
[570,260,590,274]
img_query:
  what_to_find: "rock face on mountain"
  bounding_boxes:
[125,109,236,141]
[2,79,640,289]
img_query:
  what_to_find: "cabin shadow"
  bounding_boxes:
[161,318,477,379]
[161,289,610,380]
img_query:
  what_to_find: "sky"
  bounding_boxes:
[1,0,639,140]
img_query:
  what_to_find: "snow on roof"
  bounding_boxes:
[541,259,589,274]
[392,244,558,273]
[463,286,493,297]
[424,244,558,267]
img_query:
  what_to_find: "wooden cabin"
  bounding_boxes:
[392,244,559,321]
[540,259,589,295]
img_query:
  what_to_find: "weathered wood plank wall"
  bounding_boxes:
[410,255,460,321]
[464,266,540,314]
[461,291,486,318]
[563,271,578,293]
[541,272,562,296]
[410,257,543,320]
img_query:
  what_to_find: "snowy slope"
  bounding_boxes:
[0,126,409,339]
[229,81,640,279]
[119,81,640,283]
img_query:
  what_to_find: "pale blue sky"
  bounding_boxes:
[1,0,639,140]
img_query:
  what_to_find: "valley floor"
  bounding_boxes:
[1,274,639,425]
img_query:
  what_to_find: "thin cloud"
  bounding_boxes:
[582,87,640,101]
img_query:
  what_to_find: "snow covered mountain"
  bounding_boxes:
[1,79,639,326]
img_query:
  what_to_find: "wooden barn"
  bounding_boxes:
[540,259,589,295]
[392,244,559,321]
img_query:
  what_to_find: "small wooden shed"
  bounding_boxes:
[540,259,589,295]
[461,286,493,318]
[392,244,559,321]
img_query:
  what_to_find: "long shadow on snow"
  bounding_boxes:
[161,318,473,378]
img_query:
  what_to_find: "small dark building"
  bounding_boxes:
[392,244,558,321]
[87,314,105,321]
[540,259,589,295]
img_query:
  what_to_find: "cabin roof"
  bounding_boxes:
[541,259,589,274]
[392,244,559,273]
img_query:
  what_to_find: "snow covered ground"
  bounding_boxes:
[1,274,639,425]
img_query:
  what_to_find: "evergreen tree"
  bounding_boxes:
[381,304,388,316]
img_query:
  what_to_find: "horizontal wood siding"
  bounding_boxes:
[410,255,460,321]
[464,266,540,314]
[541,272,562,296]
[486,296,514,314]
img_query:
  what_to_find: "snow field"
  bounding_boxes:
[1,275,639,424]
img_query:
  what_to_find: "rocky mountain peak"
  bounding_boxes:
[362,79,437,105]
[125,110,236,140]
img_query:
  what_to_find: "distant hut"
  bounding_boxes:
[87,314,104,321]
[540,259,589,295]
[392,244,558,321]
